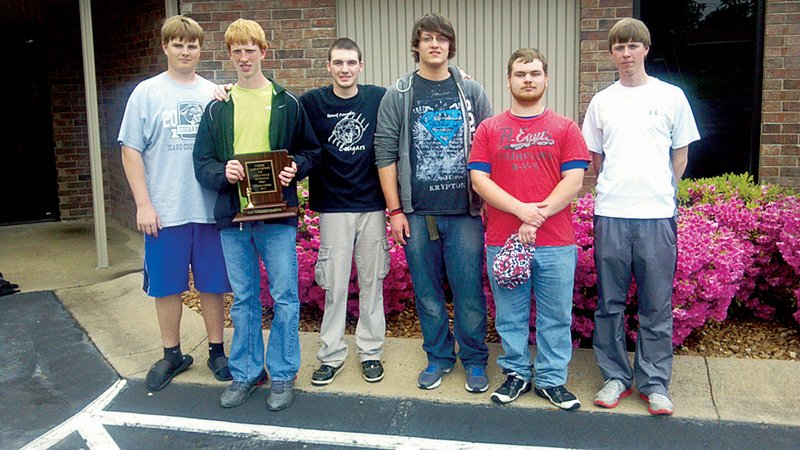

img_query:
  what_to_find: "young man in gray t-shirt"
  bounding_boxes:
[118,15,232,391]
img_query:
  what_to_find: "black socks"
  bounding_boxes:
[209,342,225,360]
[164,345,183,366]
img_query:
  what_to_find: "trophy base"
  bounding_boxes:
[233,205,299,223]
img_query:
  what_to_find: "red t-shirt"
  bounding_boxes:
[469,109,590,246]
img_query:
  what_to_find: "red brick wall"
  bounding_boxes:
[46,3,91,220]
[43,0,164,225]
[760,0,800,190]
[578,0,634,190]
[94,0,165,229]
[181,0,336,94]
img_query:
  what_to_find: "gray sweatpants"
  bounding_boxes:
[315,211,389,366]
[592,216,677,396]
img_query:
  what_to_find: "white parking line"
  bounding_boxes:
[22,379,127,450]
[95,410,555,449]
[21,380,563,450]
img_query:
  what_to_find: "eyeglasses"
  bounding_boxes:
[420,34,450,44]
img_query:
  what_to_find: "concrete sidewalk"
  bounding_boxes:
[3,221,800,427]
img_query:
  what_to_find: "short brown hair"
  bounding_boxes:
[507,48,548,77]
[224,18,267,51]
[161,15,204,46]
[328,37,362,62]
[608,18,651,51]
[410,13,456,63]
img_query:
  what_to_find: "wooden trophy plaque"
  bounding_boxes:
[232,150,299,223]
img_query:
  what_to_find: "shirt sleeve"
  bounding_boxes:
[562,120,592,165]
[670,90,701,149]
[467,121,492,173]
[117,83,148,152]
[581,98,604,155]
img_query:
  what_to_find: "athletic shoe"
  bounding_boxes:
[464,365,489,393]
[490,374,531,404]
[267,380,295,411]
[219,371,268,408]
[640,392,674,416]
[594,378,633,408]
[417,362,452,390]
[362,360,385,383]
[311,363,344,386]
[535,385,582,410]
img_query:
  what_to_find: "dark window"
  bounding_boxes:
[638,0,764,180]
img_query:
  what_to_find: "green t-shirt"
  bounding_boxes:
[231,82,273,209]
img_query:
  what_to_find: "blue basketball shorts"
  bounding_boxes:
[143,223,231,298]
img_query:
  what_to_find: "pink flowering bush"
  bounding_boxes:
[257,175,798,348]
[258,186,413,316]
[679,175,800,324]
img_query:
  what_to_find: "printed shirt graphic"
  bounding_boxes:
[300,85,385,212]
[409,74,468,214]
[469,109,590,246]
[117,73,217,227]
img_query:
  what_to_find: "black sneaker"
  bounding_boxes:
[535,385,581,410]
[311,363,344,386]
[490,374,531,404]
[361,360,384,382]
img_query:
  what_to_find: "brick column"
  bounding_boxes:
[760,0,800,189]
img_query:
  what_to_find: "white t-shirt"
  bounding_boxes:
[582,77,700,219]
[118,73,217,227]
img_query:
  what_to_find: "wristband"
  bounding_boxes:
[388,208,403,217]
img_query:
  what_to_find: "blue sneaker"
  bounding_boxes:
[464,365,489,393]
[417,362,452,390]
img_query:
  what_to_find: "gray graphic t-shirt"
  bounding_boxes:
[409,74,468,214]
[118,73,216,227]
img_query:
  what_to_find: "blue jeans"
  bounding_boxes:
[220,222,300,382]
[486,244,576,388]
[404,213,488,367]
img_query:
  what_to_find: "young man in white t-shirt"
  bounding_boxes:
[581,18,700,416]
[119,15,232,392]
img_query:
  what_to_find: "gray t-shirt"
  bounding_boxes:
[118,73,217,227]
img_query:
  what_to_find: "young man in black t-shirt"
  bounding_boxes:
[300,38,388,386]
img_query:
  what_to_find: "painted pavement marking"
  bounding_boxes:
[22,380,563,450]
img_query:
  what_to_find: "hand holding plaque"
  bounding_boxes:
[232,150,299,223]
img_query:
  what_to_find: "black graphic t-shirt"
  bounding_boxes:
[300,84,386,212]
[409,74,469,214]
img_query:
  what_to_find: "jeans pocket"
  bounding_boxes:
[379,238,391,280]
[315,246,331,289]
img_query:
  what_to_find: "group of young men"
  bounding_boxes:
[120,13,698,416]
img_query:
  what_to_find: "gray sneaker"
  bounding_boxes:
[220,371,268,408]
[417,362,453,390]
[267,379,295,411]
[464,365,489,393]
[594,378,633,409]
[640,392,674,416]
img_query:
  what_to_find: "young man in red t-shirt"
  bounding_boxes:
[469,48,590,409]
